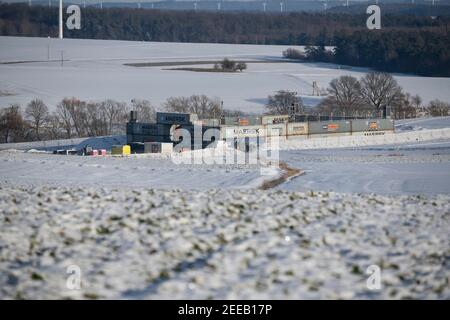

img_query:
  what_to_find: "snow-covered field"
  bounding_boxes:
[1,36,450,299]
[1,36,450,113]
[1,186,449,299]
[1,127,449,299]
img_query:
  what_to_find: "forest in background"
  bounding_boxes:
[0,3,449,76]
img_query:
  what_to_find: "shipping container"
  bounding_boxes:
[262,115,289,125]
[144,142,173,154]
[129,142,145,154]
[221,125,266,139]
[351,119,394,133]
[222,116,261,126]
[308,120,352,135]
[111,145,131,156]
[193,119,221,127]
[266,123,287,137]
[127,122,172,136]
[287,122,309,136]
[128,134,173,144]
[156,112,198,125]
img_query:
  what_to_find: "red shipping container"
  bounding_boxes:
[99,149,106,156]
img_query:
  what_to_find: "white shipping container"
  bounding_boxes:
[144,142,173,154]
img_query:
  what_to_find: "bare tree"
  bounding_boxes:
[130,99,156,123]
[25,99,49,140]
[266,90,304,115]
[57,97,87,138]
[318,76,365,117]
[46,113,63,140]
[0,104,25,143]
[360,72,404,118]
[100,99,127,135]
[428,100,450,117]
[391,92,417,119]
[411,94,422,110]
[164,95,222,119]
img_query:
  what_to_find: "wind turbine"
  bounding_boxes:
[280,2,283,12]
[263,2,266,12]
[217,2,221,11]
[194,2,197,10]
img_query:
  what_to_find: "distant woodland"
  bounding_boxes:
[0,3,449,76]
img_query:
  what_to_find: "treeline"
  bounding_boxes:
[1,3,449,44]
[0,95,242,143]
[317,72,450,119]
[283,27,450,76]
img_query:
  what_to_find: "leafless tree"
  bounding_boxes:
[411,94,422,110]
[46,114,63,140]
[164,95,222,119]
[360,72,404,118]
[0,104,25,143]
[130,99,156,122]
[57,97,87,138]
[427,100,450,117]
[318,76,365,116]
[266,90,304,115]
[100,100,127,135]
[25,99,49,140]
[392,92,417,119]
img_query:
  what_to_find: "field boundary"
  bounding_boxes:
[279,128,450,150]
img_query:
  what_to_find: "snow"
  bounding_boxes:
[395,116,450,132]
[1,186,449,299]
[1,37,450,300]
[0,150,271,190]
[1,36,450,113]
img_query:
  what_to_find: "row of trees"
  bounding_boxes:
[0,95,242,143]
[1,4,449,75]
[317,72,450,119]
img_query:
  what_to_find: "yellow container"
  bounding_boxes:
[111,145,131,155]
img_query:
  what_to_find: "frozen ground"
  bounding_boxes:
[0,187,449,299]
[0,151,269,190]
[1,36,450,113]
[278,117,450,195]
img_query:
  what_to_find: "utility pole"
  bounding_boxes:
[59,0,63,39]
[47,36,50,61]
